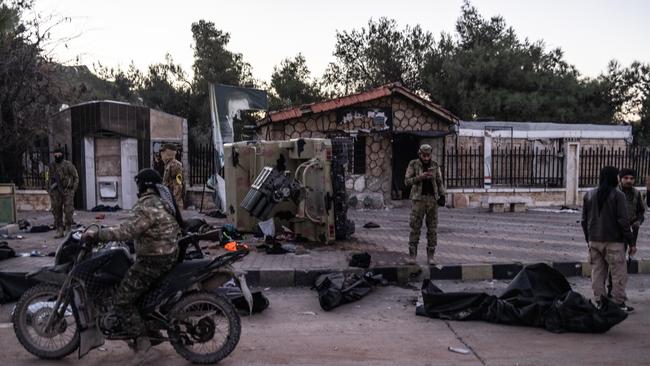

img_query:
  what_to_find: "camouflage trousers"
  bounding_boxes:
[113,252,178,335]
[172,185,184,209]
[50,191,75,230]
[408,196,438,258]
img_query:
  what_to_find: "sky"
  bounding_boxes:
[33,0,650,83]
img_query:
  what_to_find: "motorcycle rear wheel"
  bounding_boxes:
[12,284,80,359]
[167,292,241,364]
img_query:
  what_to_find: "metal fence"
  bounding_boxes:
[444,147,484,188]
[579,146,650,187]
[443,146,565,188]
[0,145,68,190]
[491,146,565,188]
[189,144,215,186]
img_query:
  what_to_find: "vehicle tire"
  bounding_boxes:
[12,284,80,359]
[167,292,241,364]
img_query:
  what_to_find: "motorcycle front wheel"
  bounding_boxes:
[12,284,80,359]
[167,292,241,364]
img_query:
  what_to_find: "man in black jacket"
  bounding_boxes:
[581,166,635,312]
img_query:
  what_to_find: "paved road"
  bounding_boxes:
[4,207,648,274]
[1,275,648,365]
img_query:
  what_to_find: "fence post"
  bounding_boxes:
[483,131,492,189]
[564,142,580,206]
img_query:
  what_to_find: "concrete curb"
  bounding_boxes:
[244,259,650,287]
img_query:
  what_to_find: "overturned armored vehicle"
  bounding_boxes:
[224,138,354,243]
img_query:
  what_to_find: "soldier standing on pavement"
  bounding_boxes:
[607,168,646,297]
[619,168,645,245]
[582,166,635,312]
[404,144,446,265]
[47,147,79,238]
[83,168,182,355]
[161,144,185,208]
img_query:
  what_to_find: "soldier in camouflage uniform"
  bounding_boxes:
[161,144,185,208]
[83,168,181,341]
[607,168,645,299]
[619,169,645,245]
[47,147,79,238]
[404,144,446,265]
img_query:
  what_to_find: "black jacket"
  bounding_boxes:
[581,188,634,245]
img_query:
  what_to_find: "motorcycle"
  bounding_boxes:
[11,226,251,364]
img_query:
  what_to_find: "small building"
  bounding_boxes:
[259,83,460,208]
[49,101,188,210]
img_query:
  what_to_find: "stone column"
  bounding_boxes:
[564,142,580,206]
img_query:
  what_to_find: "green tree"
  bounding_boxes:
[270,53,323,109]
[421,1,624,122]
[0,0,65,185]
[189,20,256,142]
[324,17,434,94]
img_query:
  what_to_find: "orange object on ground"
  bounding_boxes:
[224,242,249,251]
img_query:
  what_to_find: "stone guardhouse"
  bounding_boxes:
[258,83,459,208]
[49,101,188,210]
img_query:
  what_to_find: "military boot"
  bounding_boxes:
[427,247,436,265]
[54,227,64,239]
[407,246,417,265]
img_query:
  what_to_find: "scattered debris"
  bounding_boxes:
[17,220,30,231]
[300,311,317,316]
[0,242,16,260]
[363,222,380,229]
[91,204,121,212]
[95,214,105,220]
[349,252,371,269]
[203,210,227,218]
[314,271,386,311]
[28,225,52,233]
[448,346,470,355]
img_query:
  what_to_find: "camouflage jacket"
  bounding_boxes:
[163,159,184,191]
[621,187,645,226]
[47,160,79,195]
[98,189,180,256]
[404,159,446,201]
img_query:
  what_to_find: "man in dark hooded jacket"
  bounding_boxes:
[581,166,635,312]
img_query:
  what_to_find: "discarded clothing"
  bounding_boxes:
[0,272,39,303]
[29,225,52,233]
[214,287,269,314]
[221,223,243,244]
[416,263,627,333]
[204,210,227,218]
[0,242,16,260]
[184,218,216,234]
[314,271,386,311]
[90,204,122,212]
[349,252,371,268]
[363,222,381,229]
[17,220,30,230]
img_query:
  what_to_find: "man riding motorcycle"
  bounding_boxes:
[82,168,182,352]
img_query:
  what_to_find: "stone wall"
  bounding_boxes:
[448,189,567,209]
[260,95,453,208]
[16,190,51,211]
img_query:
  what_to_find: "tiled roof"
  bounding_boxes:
[267,83,459,124]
